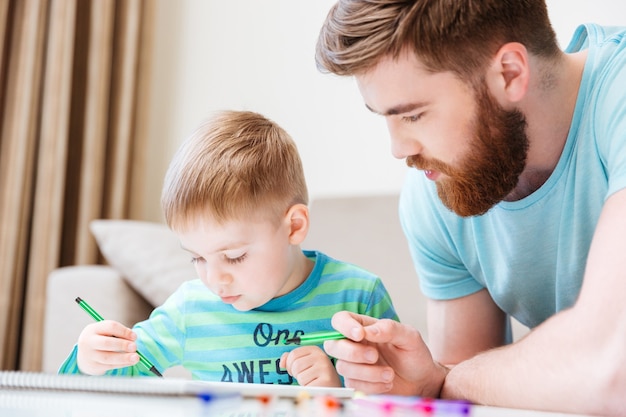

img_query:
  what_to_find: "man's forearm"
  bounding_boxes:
[439,309,624,416]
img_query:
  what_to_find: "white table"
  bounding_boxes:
[0,389,593,417]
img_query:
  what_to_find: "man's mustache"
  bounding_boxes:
[406,155,452,176]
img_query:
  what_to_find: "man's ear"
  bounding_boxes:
[486,42,529,104]
[284,203,310,245]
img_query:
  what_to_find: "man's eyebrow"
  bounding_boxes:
[365,102,427,116]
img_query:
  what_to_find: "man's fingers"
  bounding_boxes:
[324,338,379,364]
[363,318,419,345]
[334,358,395,384]
[330,312,414,346]
[342,377,393,394]
[331,311,378,341]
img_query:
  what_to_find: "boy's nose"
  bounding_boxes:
[201,266,232,287]
[210,273,232,286]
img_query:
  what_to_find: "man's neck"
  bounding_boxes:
[506,50,588,201]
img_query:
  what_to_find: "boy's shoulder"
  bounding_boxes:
[307,249,381,282]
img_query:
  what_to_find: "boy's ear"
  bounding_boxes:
[486,42,529,105]
[285,203,310,245]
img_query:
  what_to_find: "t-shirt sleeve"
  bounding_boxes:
[595,46,626,199]
[399,170,484,300]
[363,278,399,322]
[132,283,190,372]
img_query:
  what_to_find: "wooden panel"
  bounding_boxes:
[74,0,115,265]
[0,0,47,369]
[20,0,78,371]
[128,0,154,221]
[0,0,153,370]
[0,0,11,113]
[105,0,142,219]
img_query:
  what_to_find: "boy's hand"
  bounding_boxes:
[280,346,342,387]
[76,320,140,375]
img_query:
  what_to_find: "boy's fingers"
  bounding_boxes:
[92,335,136,353]
[95,351,140,367]
[94,320,137,340]
[279,352,288,369]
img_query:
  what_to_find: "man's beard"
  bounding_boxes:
[407,83,529,217]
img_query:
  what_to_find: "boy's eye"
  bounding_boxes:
[190,256,204,264]
[226,253,247,264]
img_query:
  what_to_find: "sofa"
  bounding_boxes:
[42,194,527,375]
[42,194,427,374]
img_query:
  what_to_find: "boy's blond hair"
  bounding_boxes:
[162,110,309,230]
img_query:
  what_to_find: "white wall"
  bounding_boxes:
[546,0,624,48]
[136,0,624,222]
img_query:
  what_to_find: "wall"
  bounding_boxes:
[134,0,624,222]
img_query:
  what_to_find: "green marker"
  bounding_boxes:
[284,330,346,345]
[75,297,163,377]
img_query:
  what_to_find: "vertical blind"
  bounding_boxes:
[0,0,153,371]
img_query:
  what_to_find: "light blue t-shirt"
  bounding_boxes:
[399,24,626,329]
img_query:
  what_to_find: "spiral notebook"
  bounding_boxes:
[0,371,353,399]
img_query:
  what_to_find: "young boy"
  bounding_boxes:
[59,110,398,387]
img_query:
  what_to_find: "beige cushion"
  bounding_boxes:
[90,220,197,307]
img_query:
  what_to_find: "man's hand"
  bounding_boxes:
[324,311,447,396]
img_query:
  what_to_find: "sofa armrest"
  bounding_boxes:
[42,265,153,373]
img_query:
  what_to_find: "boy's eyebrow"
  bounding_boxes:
[179,243,246,254]
[365,101,427,116]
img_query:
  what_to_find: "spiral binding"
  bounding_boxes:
[0,370,187,396]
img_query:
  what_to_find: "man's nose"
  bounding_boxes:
[387,120,422,159]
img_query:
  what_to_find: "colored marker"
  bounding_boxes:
[75,297,163,377]
[285,330,346,345]
[353,394,471,416]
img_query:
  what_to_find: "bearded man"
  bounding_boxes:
[315,0,626,415]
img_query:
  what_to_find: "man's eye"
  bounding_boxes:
[402,114,422,123]
[190,257,204,264]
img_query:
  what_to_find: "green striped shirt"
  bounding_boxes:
[59,250,398,385]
